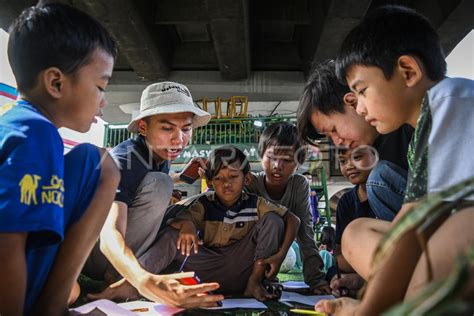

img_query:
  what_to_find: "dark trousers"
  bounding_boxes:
[139,212,284,294]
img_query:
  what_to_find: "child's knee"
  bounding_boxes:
[260,212,284,232]
[341,218,386,258]
[341,220,362,258]
[367,160,406,194]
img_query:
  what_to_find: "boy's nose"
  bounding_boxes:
[356,100,367,116]
[171,130,185,144]
[99,98,108,109]
[332,135,344,146]
[272,159,283,170]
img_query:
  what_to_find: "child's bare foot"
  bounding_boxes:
[87,279,140,302]
[244,279,275,301]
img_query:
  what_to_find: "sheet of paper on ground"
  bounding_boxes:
[71,299,184,315]
[281,291,335,306]
[282,281,310,290]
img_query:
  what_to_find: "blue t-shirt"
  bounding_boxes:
[0,100,65,312]
[335,186,375,244]
[111,135,170,206]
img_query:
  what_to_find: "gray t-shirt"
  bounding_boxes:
[247,172,312,217]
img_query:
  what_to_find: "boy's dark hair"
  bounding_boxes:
[258,121,307,164]
[8,3,118,93]
[320,226,336,252]
[336,5,446,83]
[297,60,351,145]
[205,146,250,180]
[337,147,349,157]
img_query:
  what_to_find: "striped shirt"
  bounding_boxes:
[175,191,287,247]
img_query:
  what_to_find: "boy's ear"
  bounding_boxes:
[343,92,357,110]
[396,55,423,87]
[42,67,65,99]
[244,173,252,186]
[137,119,147,136]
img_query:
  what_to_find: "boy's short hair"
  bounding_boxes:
[297,60,351,145]
[258,121,307,164]
[8,3,117,93]
[336,5,446,82]
[205,146,250,180]
[337,147,349,158]
[320,226,336,251]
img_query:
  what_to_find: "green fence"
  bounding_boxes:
[103,116,296,148]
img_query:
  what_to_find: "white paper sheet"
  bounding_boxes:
[206,298,267,310]
[72,299,184,316]
[280,291,335,306]
[71,299,135,315]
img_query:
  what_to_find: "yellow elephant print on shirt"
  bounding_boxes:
[19,174,42,205]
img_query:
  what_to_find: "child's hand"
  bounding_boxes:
[257,252,285,279]
[190,158,208,178]
[177,225,200,256]
[198,166,206,179]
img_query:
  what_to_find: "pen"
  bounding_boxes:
[289,308,326,315]
[178,251,190,272]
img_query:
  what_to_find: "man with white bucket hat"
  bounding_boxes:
[83,82,223,307]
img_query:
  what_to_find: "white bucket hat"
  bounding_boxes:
[127,81,211,133]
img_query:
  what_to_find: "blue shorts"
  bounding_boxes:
[25,143,101,313]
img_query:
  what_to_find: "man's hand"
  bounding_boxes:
[138,274,223,308]
[257,252,285,280]
[177,223,200,256]
[315,297,360,316]
[88,273,223,309]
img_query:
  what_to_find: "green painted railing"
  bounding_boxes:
[103,116,296,148]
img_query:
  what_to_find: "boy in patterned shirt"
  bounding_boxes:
[316,5,474,315]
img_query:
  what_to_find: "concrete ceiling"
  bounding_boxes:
[1,0,473,123]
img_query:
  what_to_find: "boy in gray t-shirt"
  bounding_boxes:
[246,122,330,294]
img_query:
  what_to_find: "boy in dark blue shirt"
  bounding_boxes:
[331,147,375,297]
[335,148,376,246]
[0,3,120,315]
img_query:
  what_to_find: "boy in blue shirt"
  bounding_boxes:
[316,5,474,315]
[0,3,120,315]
